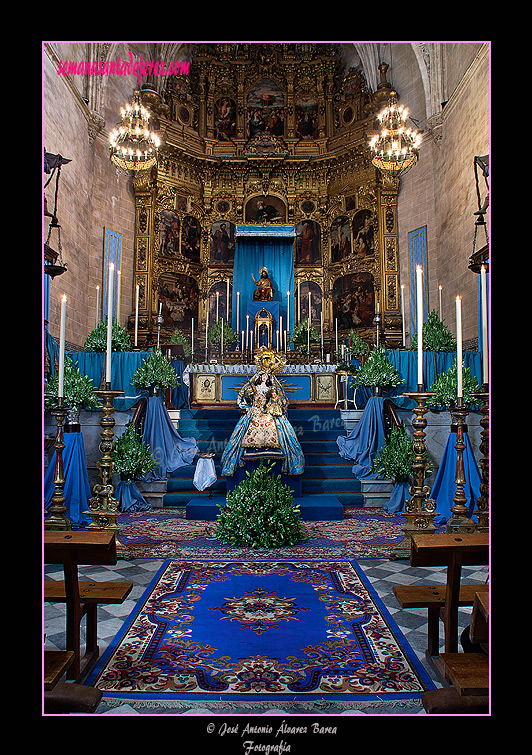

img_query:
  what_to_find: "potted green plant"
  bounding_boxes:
[112,422,157,512]
[350,345,404,395]
[216,461,302,548]
[427,359,481,411]
[112,422,157,482]
[207,318,237,350]
[44,355,101,430]
[290,318,320,356]
[83,318,133,352]
[409,310,456,352]
[347,330,370,362]
[167,327,192,359]
[372,425,432,513]
[131,347,179,395]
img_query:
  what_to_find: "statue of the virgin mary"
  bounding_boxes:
[220,348,304,477]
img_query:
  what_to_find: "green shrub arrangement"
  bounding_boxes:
[350,345,404,390]
[216,462,302,548]
[112,422,157,481]
[347,330,370,360]
[131,348,179,392]
[410,310,456,352]
[290,318,320,353]
[167,327,192,358]
[84,318,132,352]
[372,425,432,482]
[207,317,237,347]
[44,356,101,411]
[427,359,481,410]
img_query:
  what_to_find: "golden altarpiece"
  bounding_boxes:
[127,43,403,354]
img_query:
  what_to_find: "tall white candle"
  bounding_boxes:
[134,284,139,347]
[236,291,240,334]
[226,279,229,321]
[320,309,323,352]
[284,329,287,352]
[221,318,224,356]
[216,291,219,321]
[276,330,279,350]
[106,263,114,384]
[250,330,253,352]
[117,270,121,325]
[241,330,244,351]
[287,290,290,335]
[205,297,209,359]
[308,291,311,324]
[401,284,406,347]
[456,295,463,398]
[416,265,423,388]
[58,294,67,399]
[297,282,301,323]
[95,285,100,327]
[191,317,194,358]
[439,285,443,319]
[335,318,338,357]
[280,315,283,348]
[246,314,249,350]
[480,265,488,385]
[307,314,310,357]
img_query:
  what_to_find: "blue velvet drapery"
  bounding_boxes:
[232,225,295,337]
[430,431,481,524]
[336,396,387,478]
[44,432,91,527]
[141,396,198,481]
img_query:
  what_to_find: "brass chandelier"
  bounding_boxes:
[109,90,160,171]
[369,92,422,178]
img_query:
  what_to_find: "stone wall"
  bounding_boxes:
[43,43,139,351]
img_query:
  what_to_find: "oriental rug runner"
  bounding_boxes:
[86,558,434,712]
[117,507,435,560]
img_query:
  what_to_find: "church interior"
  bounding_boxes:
[42,41,491,722]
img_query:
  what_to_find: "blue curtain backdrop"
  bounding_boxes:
[232,225,295,337]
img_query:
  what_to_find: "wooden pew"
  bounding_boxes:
[393,533,489,662]
[44,531,133,683]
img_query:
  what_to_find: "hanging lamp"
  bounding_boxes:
[109,90,160,171]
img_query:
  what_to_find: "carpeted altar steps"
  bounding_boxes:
[163,406,364,517]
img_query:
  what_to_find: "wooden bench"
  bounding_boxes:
[393,533,489,663]
[44,650,103,713]
[44,531,133,682]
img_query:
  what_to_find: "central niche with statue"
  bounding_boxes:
[129,43,403,353]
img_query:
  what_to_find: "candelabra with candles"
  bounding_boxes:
[84,384,130,559]
[390,387,438,560]
[44,397,72,531]
[445,397,477,533]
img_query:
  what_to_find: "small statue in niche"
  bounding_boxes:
[252,267,274,301]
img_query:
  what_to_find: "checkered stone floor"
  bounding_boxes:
[43,556,489,714]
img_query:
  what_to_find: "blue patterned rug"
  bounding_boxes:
[86,559,434,713]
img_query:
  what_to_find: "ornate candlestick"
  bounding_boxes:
[471,389,489,532]
[84,384,130,559]
[44,397,72,531]
[390,391,438,560]
[446,398,477,533]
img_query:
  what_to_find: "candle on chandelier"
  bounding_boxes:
[106,263,114,384]
[456,295,463,398]
[134,284,139,347]
[58,294,67,399]
[480,265,489,386]
[416,265,423,388]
